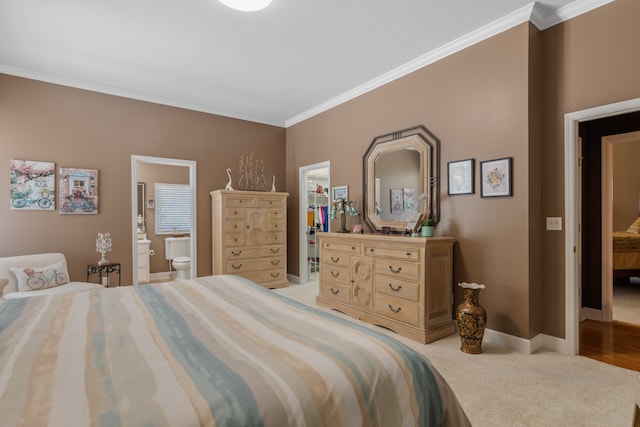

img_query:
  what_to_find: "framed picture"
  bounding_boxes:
[403,187,416,212]
[58,167,98,214]
[351,224,363,234]
[480,157,513,198]
[146,198,155,209]
[448,158,475,195]
[332,185,348,202]
[390,188,403,213]
[10,159,56,210]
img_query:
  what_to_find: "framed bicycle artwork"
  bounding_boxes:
[9,159,55,211]
[58,167,99,214]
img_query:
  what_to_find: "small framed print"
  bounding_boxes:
[390,188,403,213]
[448,159,474,195]
[332,185,348,202]
[480,157,513,198]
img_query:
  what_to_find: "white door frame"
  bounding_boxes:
[564,98,640,354]
[298,161,330,284]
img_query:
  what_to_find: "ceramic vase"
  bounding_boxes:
[422,226,434,237]
[456,285,487,354]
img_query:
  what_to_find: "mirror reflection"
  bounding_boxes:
[363,125,440,232]
[137,182,146,237]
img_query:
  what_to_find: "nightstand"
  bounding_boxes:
[87,262,121,287]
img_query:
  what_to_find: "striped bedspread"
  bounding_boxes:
[0,275,469,426]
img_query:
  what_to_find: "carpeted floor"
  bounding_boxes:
[275,282,640,427]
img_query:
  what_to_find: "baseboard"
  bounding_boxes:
[150,271,173,281]
[287,274,302,285]
[483,329,571,355]
[580,307,603,321]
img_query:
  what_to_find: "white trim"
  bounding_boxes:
[483,329,573,354]
[286,4,535,127]
[298,161,330,285]
[0,65,283,128]
[564,97,640,355]
[286,0,615,127]
[131,155,197,285]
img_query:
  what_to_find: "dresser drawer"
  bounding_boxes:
[225,219,245,233]
[321,264,350,286]
[225,233,245,246]
[267,232,284,244]
[266,208,284,220]
[226,245,284,259]
[364,245,420,262]
[268,219,285,232]
[226,196,256,208]
[375,276,419,302]
[374,259,420,281]
[226,257,284,273]
[321,240,361,255]
[257,197,284,208]
[225,207,245,219]
[319,280,351,304]
[374,294,419,326]
[322,251,351,268]
[241,268,286,284]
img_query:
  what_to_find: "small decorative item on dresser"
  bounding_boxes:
[96,232,112,266]
[421,218,435,237]
[456,282,487,354]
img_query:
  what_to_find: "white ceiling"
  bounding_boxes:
[0,0,612,127]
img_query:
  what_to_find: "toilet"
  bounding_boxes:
[165,237,191,280]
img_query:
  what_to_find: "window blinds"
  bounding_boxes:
[154,183,191,234]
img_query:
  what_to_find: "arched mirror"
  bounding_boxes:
[363,125,440,232]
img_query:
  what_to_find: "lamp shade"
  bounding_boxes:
[219,0,272,11]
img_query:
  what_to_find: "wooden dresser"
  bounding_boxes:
[316,232,455,343]
[211,190,288,289]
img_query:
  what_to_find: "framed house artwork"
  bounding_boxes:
[58,168,99,214]
[390,188,403,213]
[10,159,55,210]
[480,157,513,198]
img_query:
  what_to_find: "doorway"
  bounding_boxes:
[298,162,330,284]
[565,98,640,358]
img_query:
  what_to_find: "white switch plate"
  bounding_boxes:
[546,217,562,231]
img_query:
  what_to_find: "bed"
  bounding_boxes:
[613,217,640,280]
[0,275,469,426]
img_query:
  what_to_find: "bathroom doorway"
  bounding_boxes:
[299,162,330,284]
[131,155,197,285]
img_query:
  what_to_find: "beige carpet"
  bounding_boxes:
[275,282,640,427]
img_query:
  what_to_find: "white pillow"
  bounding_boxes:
[10,261,69,292]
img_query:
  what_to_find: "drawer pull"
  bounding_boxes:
[388,304,402,314]
[270,260,280,266]
[231,250,242,256]
[352,246,356,250]
[270,248,280,253]
[331,256,340,263]
[406,252,411,256]
[234,238,238,242]
[369,248,375,253]
[234,210,238,215]
[331,271,340,278]
[388,283,402,292]
[270,272,280,278]
[330,288,340,295]
[231,264,242,269]
[389,266,403,274]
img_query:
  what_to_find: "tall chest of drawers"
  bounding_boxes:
[316,232,455,344]
[211,190,289,289]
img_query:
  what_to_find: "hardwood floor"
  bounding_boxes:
[580,319,640,372]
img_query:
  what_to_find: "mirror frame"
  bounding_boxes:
[363,125,440,232]
[131,155,197,285]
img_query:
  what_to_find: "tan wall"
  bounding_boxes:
[540,0,640,337]
[0,74,286,284]
[287,24,534,338]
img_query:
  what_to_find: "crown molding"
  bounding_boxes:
[286,0,616,127]
[0,65,284,127]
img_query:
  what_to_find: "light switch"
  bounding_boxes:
[546,217,562,231]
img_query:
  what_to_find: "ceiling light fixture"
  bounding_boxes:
[219,0,272,12]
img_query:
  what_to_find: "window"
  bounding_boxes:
[154,183,191,234]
